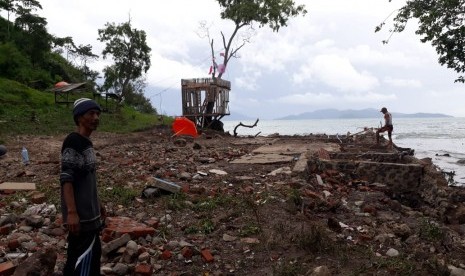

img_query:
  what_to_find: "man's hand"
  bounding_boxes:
[67,210,80,235]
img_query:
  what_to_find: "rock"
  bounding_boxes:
[223,233,237,242]
[327,217,342,233]
[179,172,192,180]
[386,248,399,257]
[101,265,113,275]
[12,247,56,276]
[102,233,131,256]
[0,144,7,156]
[240,237,260,244]
[122,240,138,263]
[18,225,33,232]
[307,265,331,276]
[0,214,17,226]
[165,240,180,250]
[138,252,150,262]
[112,263,129,276]
[25,215,44,228]
[392,223,412,239]
[179,240,193,247]
[209,169,227,175]
[457,159,465,165]
[449,265,465,276]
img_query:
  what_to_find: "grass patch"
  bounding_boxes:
[193,195,236,212]
[0,78,169,140]
[164,192,188,210]
[183,219,216,235]
[239,222,261,237]
[374,255,416,275]
[100,185,139,206]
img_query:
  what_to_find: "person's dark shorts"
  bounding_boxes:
[379,125,393,133]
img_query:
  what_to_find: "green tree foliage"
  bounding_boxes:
[0,42,32,82]
[211,0,307,78]
[377,0,465,83]
[97,19,154,113]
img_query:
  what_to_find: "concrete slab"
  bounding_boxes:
[292,153,308,174]
[253,141,340,155]
[230,153,294,164]
[229,137,277,146]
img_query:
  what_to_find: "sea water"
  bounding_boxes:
[223,117,465,186]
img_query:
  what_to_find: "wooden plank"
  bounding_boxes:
[0,182,36,190]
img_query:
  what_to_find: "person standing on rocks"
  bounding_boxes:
[376,107,393,147]
[60,98,106,276]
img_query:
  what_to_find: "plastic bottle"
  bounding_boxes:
[21,147,29,165]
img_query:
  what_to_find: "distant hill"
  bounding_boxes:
[276,108,453,120]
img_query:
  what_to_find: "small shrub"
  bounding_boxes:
[288,188,302,206]
[294,224,333,254]
[165,193,187,210]
[375,256,415,275]
[184,225,199,235]
[200,218,215,234]
[419,218,444,241]
[239,222,261,237]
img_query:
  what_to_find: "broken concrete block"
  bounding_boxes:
[152,177,181,194]
[12,247,56,276]
[0,182,36,191]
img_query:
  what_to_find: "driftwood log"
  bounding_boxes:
[233,118,259,137]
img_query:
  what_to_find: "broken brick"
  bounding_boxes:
[201,249,214,263]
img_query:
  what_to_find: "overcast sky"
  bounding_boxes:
[37,0,464,119]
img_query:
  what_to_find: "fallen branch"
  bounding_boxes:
[233,118,259,137]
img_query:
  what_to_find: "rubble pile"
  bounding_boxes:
[1,128,465,275]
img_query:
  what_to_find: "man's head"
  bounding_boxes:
[380,107,388,113]
[73,98,101,126]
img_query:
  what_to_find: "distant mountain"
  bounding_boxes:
[276,108,452,120]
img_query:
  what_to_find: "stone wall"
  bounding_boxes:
[329,152,408,163]
[307,159,423,192]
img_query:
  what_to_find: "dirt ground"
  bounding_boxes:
[1,126,465,275]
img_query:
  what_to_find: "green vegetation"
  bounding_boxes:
[0,77,166,141]
[239,222,261,237]
[377,0,465,83]
[419,218,444,241]
[99,185,140,206]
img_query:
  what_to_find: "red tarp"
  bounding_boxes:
[54,81,69,88]
[172,117,198,137]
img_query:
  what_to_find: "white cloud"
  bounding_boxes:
[29,0,464,118]
[235,71,262,91]
[383,77,422,88]
[274,92,336,105]
[293,54,379,91]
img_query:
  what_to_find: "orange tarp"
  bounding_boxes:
[172,117,198,138]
